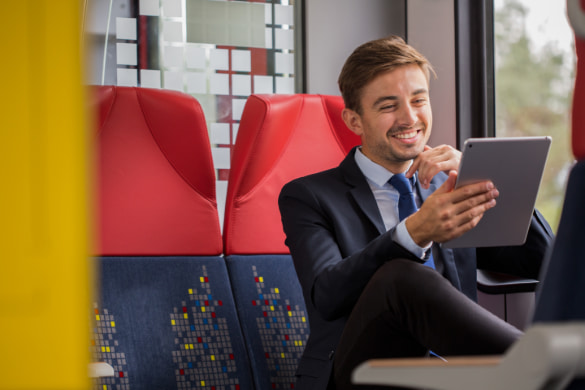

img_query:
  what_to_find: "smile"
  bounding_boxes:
[393,130,419,140]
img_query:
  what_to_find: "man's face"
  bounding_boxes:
[345,64,432,173]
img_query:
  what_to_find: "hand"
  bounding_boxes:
[405,145,461,189]
[405,170,499,247]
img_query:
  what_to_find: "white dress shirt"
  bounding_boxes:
[354,147,431,259]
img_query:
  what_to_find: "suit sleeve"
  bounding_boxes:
[476,209,554,278]
[279,178,421,322]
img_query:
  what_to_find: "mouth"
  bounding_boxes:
[390,128,422,143]
[393,130,419,140]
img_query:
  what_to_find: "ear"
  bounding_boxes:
[342,108,364,136]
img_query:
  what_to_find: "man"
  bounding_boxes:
[278,36,553,390]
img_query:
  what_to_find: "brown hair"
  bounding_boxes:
[338,35,436,114]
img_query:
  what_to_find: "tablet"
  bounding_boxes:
[443,136,551,248]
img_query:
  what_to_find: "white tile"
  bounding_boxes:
[275,52,294,74]
[210,123,231,144]
[275,4,294,26]
[275,28,294,50]
[253,75,273,94]
[163,21,183,42]
[186,46,207,69]
[232,74,251,96]
[265,27,273,49]
[116,17,137,40]
[139,0,160,16]
[163,0,182,17]
[210,48,229,71]
[186,72,207,94]
[232,50,251,72]
[265,3,272,24]
[116,43,137,65]
[276,76,295,94]
[163,71,184,91]
[117,68,138,86]
[231,98,247,121]
[210,73,230,95]
[140,69,161,88]
[212,147,231,169]
[163,46,184,68]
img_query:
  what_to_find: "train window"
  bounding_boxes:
[84,0,298,218]
[494,0,575,229]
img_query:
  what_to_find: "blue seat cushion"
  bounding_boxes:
[90,256,253,390]
[226,255,310,390]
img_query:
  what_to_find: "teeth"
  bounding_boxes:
[394,130,417,139]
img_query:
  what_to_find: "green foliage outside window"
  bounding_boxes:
[495,0,575,230]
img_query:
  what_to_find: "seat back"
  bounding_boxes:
[531,9,585,388]
[223,94,360,389]
[90,86,253,389]
[223,94,360,255]
[94,86,222,256]
[533,0,585,324]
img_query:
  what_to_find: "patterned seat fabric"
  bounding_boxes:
[90,257,254,390]
[226,255,309,390]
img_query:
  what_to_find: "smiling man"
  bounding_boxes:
[278,36,553,390]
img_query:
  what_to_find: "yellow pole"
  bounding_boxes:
[0,1,91,389]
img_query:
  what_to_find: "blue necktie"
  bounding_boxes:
[389,173,435,269]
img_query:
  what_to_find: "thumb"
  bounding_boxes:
[434,170,458,194]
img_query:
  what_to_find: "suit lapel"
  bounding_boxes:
[340,149,386,235]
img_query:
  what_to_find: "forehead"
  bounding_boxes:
[360,64,429,104]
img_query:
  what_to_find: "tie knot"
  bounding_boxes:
[389,173,413,196]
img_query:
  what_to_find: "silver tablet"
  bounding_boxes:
[443,136,551,248]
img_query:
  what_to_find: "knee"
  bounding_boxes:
[369,259,439,296]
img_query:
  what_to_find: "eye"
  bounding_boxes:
[380,104,397,111]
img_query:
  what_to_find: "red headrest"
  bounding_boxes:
[568,0,585,160]
[573,37,585,160]
[223,94,361,255]
[93,86,222,255]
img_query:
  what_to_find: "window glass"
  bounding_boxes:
[494,0,575,229]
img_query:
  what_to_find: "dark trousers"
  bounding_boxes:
[333,259,523,390]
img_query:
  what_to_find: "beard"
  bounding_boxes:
[377,123,427,164]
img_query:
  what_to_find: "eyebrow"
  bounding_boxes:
[372,88,429,109]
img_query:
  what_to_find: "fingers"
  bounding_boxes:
[433,170,458,194]
[407,177,499,245]
[450,180,498,205]
[406,145,431,178]
[407,145,462,189]
[436,182,499,242]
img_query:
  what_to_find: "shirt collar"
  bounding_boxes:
[354,147,416,188]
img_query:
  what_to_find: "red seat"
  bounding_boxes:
[223,94,361,255]
[93,86,222,256]
[222,94,360,389]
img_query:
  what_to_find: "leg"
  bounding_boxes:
[333,259,522,390]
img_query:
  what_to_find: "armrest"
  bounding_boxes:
[352,323,585,390]
[477,269,539,294]
[88,362,114,378]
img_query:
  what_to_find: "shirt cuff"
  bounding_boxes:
[394,220,432,259]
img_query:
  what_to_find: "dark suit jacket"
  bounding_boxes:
[278,147,554,390]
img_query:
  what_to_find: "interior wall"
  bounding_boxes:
[303,0,406,96]
[407,0,457,148]
[302,0,456,148]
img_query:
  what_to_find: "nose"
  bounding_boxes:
[397,103,417,127]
